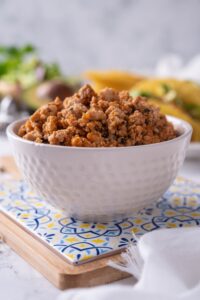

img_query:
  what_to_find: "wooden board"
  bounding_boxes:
[0,156,130,289]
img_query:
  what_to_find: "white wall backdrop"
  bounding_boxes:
[0,0,199,74]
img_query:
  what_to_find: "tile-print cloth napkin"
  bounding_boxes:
[59,227,200,300]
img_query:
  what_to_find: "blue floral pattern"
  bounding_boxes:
[0,177,200,264]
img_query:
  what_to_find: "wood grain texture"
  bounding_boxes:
[0,156,131,289]
[0,156,21,179]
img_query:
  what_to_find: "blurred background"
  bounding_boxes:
[1,0,200,73]
[0,0,200,148]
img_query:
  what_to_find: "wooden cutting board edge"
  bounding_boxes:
[0,156,131,289]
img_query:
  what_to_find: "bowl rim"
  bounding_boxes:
[6,115,192,151]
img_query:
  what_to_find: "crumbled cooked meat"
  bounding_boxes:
[18,84,177,147]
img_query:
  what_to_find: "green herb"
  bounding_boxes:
[183,102,200,120]
[130,90,154,98]
[161,83,171,93]
[44,63,61,80]
[0,44,63,88]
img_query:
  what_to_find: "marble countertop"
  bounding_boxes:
[0,138,199,300]
[0,239,135,300]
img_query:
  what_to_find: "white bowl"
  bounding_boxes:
[7,116,192,222]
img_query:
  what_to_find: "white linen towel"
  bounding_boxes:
[58,227,200,300]
[156,54,200,82]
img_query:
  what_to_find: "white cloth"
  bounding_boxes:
[155,54,200,83]
[58,227,200,300]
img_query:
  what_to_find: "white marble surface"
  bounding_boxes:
[0,240,135,300]
[0,138,199,300]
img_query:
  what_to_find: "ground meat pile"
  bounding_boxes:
[18,84,177,147]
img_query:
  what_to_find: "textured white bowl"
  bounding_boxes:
[7,116,192,222]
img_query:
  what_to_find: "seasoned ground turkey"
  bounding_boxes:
[18,84,177,147]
